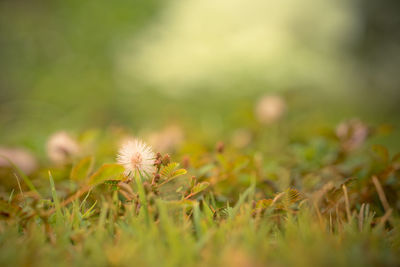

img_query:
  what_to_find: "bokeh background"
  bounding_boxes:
[1,0,400,155]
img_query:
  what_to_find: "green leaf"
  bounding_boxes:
[160,162,179,178]
[88,164,125,186]
[49,171,63,224]
[229,185,254,219]
[202,200,215,224]
[70,156,94,182]
[176,186,183,193]
[82,200,97,219]
[170,169,187,179]
[159,169,188,186]
[191,182,210,195]
[285,188,304,204]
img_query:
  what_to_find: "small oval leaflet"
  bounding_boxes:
[88,163,125,186]
[70,156,94,182]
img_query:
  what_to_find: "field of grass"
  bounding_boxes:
[1,1,400,266]
[1,116,399,267]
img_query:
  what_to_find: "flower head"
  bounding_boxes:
[255,95,286,124]
[336,119,368,151]
[0,147,38,175]
[47,131,80,165]
[117,139,156,177]
[231,128,252,149]
[147,125,184,153]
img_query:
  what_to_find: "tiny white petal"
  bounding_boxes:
[117,139,155,178]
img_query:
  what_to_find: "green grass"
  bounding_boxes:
[0,122,400,267]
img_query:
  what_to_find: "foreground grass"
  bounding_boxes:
[0,188,399,267]
[1,123,400,267]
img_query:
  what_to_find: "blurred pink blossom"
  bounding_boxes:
[255,95,286,124]
[47,131,80,165]
[0,147,38,174]
[336,119,369,151]
[147,125,184,153]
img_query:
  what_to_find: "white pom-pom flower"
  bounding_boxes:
[255,95,286,124]
[117,139,155,177]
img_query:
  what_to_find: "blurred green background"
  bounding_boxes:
[1,0,400,153]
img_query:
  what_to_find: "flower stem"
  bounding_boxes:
[135,173,149,225]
